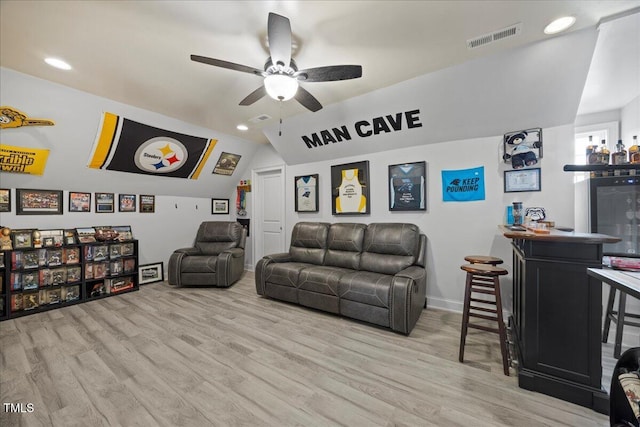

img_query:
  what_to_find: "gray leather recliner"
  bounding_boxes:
[168,221,246,287]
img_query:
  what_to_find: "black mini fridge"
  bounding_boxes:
[590,175,640,258]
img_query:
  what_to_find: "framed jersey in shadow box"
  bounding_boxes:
[388,161,426,211]
[331,161,369,215]
[294,174,319,212]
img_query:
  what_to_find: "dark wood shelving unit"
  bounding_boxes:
[563,164,640,172]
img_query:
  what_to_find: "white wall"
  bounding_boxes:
[0,67,260,198]
[0,194,231,272]
[244,124,576,313]
[621,95,640,144]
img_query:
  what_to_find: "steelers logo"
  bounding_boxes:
[134,137,188,173]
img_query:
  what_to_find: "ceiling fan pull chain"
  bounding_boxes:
[279,101,283,136]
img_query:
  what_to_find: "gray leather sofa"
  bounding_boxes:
[168,221,246,287]
[255,222,427,335]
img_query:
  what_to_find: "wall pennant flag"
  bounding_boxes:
[0,144,50,175]
[441,166,485,202]
[87,112,217,179]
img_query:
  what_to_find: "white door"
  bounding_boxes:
[252,166,285,263]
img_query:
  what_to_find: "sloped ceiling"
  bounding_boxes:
[1,1,638,147]
[264,28,598,165]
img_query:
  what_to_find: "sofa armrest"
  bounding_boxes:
[262,252,292,262]
[221,247,244,258]
[255,252,292,295]
[390,266,427,335]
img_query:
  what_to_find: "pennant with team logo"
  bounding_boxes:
[87,112,216,179]
[0,144,50,175]
[441,166,485,202]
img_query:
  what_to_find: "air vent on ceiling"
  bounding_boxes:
[249,114,272,123]
[467,23,522,49]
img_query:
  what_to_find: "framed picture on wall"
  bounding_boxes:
[139,195,155,213]
[503,128,543,169]
[16,189,63,215]
[294,174,319,212]
[0,188,11,212]
[69,191,91,212]
[504,168,541,193]
[119,194,136,212]
[212,198,229,214]
[212,152,241,176]
[95,192,115,213]
[388,161,426,211]
[331,160,370,215]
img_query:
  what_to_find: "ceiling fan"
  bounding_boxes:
[191,12,362,112]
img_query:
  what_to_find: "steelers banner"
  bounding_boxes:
[0,144,50,175]
[88,112,216,179]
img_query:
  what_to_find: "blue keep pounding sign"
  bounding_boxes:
[441,166,485,202]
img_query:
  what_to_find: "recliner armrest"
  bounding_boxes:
[390,265,427,334]
[172,247,201,255]
[220,247,244,258]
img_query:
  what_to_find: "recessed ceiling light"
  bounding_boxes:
[236,124,249,131]
[44,57,72,70]
[544,16,576,35]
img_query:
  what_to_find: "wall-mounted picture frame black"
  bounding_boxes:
[388,161,426,211]
[95,192,115,213]
[331,160,370,215]
[504,168,541,193]
[119,194,136,212]
[212,198,229,214]
[69,191,91,212]
[139,195,155,213]
[0,188,11,212]
[16,189,63,215]
[294,174,319,212]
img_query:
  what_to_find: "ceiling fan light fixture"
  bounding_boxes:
[264,74,298,101]
[544,16,576,35]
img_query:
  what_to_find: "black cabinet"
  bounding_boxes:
[510,237,609,414]
[1,240,138,320]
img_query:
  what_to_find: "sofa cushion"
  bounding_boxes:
[264,262,313,288]
[360,223,420,275]
[338,271,392,308]
[289,222,330,265]
[324,223,366,270]
[298,266,353,296]
[179,255,217,273]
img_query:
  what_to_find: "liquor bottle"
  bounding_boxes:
[630,135,640,164]
[611,139,627,165]
[599,139,610,164]
[586,135,599,164]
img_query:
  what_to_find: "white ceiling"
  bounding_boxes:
[1,1,639,145]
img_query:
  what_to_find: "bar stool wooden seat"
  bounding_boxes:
[602,287,640,359]
[458,262,510,375]
[464,255,503,266]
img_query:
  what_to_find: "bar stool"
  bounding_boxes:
[464,255,503,266]
[602,287,640,359]
[459,262,510,375]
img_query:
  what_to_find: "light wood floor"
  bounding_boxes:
[1,271,610,427]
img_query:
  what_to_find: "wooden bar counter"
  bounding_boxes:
[500,226,621,414]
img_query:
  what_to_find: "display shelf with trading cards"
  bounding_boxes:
[0,227,139,321]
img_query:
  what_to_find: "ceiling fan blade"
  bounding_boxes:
[267,13,292,68]
[294,65,362,82]
[294,86,323,112]
[191,55,264,77]
[239,86,267,106]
